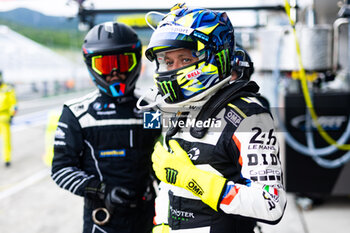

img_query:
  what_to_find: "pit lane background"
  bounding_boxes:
[0,91,88,233]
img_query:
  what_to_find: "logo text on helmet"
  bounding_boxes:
[157,25,194,35]
[193,31,209,42]
[186,69,202,80]
[104,22,114,33]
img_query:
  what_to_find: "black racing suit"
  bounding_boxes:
[51,90,161,233]
[153,81,287,233]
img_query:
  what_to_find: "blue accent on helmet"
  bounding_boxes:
[88,70,96,81]
[145,6,236,104]
[109,82,125,97]
[97,84,108,94]
[82,22,142,98]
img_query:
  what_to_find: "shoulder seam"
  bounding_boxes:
[227,103,247,118]
[65,90,99,107]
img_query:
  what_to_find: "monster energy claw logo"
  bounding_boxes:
[158,81,177,102]
[165,168,178,184]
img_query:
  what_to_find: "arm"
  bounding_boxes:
[51,106,96,197]
[220,113,287,224]
[152,114,286,224]
[152,140,226,211]
[9,86,17,117]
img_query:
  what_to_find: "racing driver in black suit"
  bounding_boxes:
[51,22,161,233]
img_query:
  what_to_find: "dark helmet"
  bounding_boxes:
[232,46,254,80]
[82,22,142,98]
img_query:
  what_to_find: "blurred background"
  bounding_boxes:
[0,0,350,232]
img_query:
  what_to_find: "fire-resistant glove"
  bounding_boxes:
[84,179,106,201]
[152,223,170,233]
[85,179,138,213]
[152,140,227,211]
[104,186,137,214]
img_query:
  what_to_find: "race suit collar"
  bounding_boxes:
[165,80,260,140]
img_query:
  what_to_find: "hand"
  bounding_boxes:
[152,223,170,233]
[152,140,194,186]
[104,186,137,214]
[152,140,227,211]
[84,179,106,201]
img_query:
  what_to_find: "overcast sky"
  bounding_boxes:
[0,0,77,16]
[0,0,312,17]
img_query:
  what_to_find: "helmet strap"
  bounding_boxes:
[136,87,170,111]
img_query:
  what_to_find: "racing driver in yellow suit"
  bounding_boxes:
[0,71,17,167]
[139,4,287,233]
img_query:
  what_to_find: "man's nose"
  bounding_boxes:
[172,61,182,70]
[110,71,121,78]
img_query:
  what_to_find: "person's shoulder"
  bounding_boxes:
[1,83,15,91]
[228,95,267,113]
[64,90,100,117]
[6,83,15,88]
[64,90,100,107]
[223,95,271,127]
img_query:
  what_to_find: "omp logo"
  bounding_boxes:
[225,109,242,127]
[291,115,347,131]
[165,168,178,184]
[186,69,201,80]
[186,179,204,196]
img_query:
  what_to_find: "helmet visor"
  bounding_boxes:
[146,25,197,61]
[91,53,137,75]
[155,49,206,72]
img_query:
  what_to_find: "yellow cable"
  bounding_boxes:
[284,0,350,150]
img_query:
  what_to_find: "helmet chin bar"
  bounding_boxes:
[136,76,232,114]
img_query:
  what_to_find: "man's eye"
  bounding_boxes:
[183,58,192,63]
[165,61,173,66]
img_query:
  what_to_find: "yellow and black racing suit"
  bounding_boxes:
[0,83,17,164]
[154,81,287,233]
